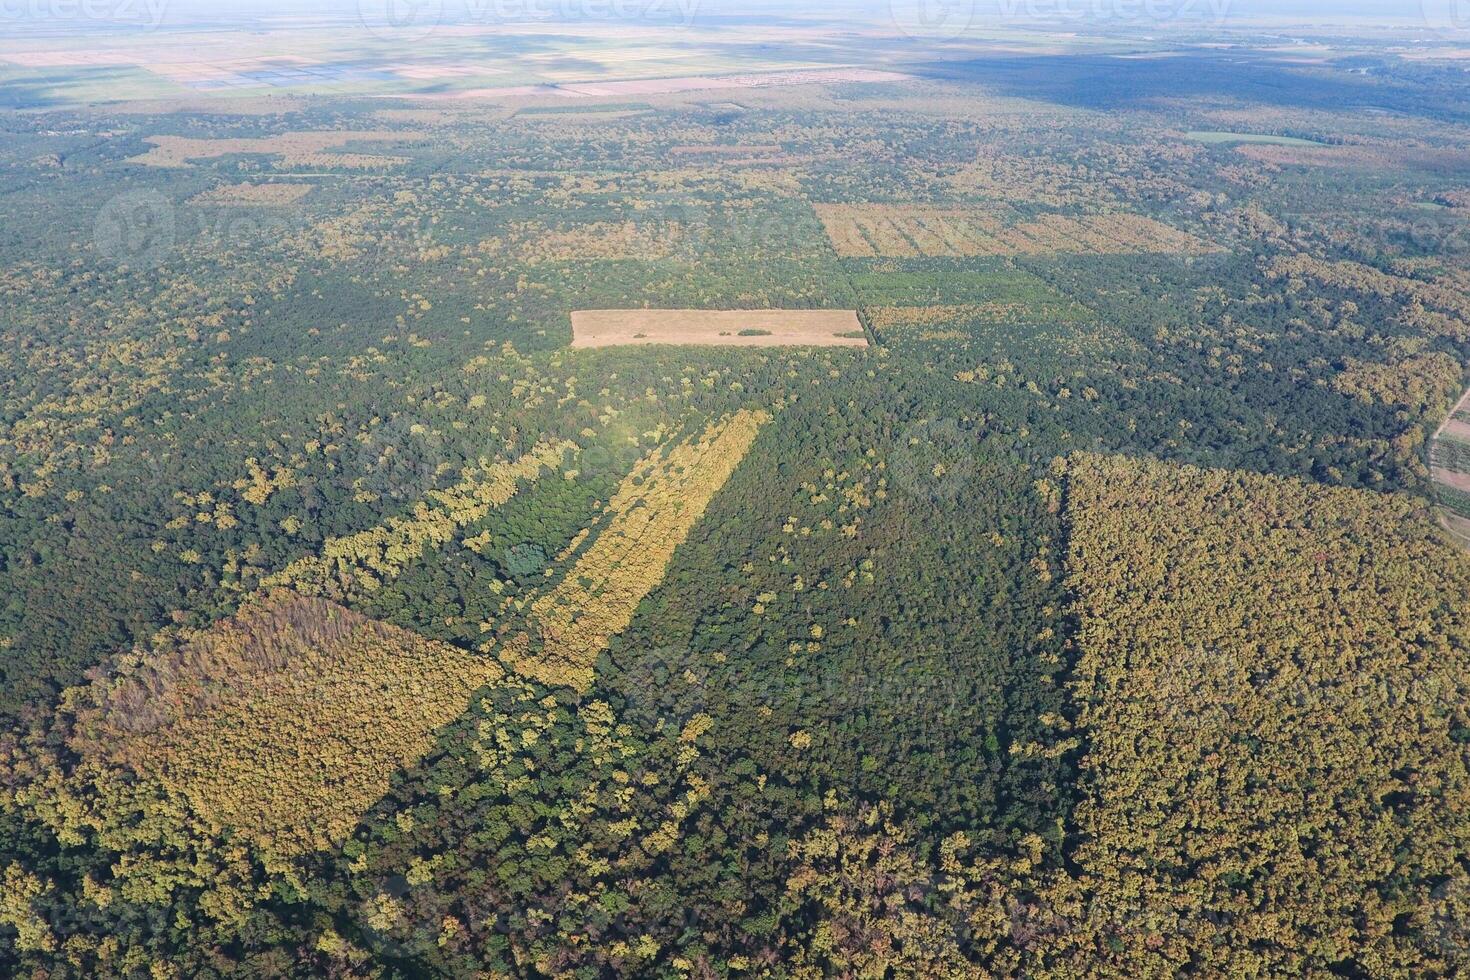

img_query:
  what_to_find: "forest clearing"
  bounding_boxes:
[62,591,504,860]
[1432,386,1470,545]
[813,204,1218,258]
[570,309,867,347]
[130,131,419,167]
[503,409,771,691]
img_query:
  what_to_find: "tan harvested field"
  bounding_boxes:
[813,203,1219,258]
[90,590,502,858]
[505,410,771,691]
[1436,466,1470,494]
[188,182,313,206]
[130,131,418,168]
[1433,386,1470,441]
[1440,418,1470,444]
[570,309,868,348]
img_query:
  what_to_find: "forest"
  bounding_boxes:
[1,16,1470,979]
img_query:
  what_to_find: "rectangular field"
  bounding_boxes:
[813,204,1218,258]
[570,309,868,348]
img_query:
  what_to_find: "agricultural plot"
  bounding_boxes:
[1431,386,1470,533]
[502,410,770,691]
[82,590,503,858]
[813,203,1218,258]
[129,131,418,168]
[569,309,867,348]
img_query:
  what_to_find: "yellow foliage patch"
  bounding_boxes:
[267,439,573,601]
[90,590,501,858]
[813,204,1217,258]
[129,131,419,169]
[504,409,770,691]
[1060,452,1470,975]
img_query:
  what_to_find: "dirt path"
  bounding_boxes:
[1431,383,1470,551]
[1432,385,1470,442]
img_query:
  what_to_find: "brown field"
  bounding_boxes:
[813,204,1219,258]
[570,309,867,348]
[188,182,313,206]
[130,131,419,168]
[1439,418,1470,444]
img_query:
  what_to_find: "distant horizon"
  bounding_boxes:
[0,0,1458,32]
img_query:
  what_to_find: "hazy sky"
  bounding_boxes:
[0,0,1450,32]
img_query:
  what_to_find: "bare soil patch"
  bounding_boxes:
[570,309,867,348]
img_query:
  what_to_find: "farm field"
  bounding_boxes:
[130,131,419,168]
[813,204,1218,258]
[1185,130,1326,145]
[569,309,868,347]
[3,7,1470,978]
